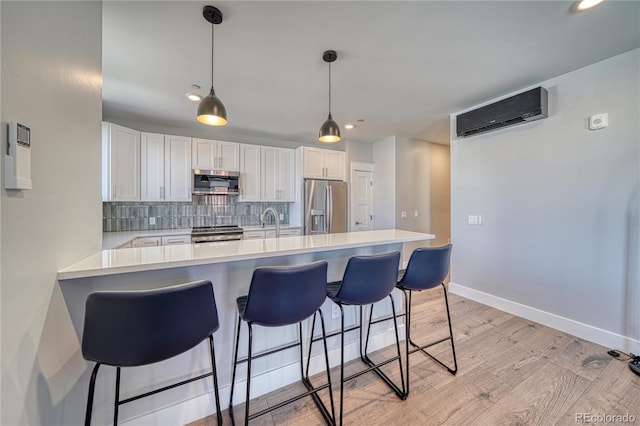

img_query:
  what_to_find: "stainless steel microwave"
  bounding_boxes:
[192,169,240,195]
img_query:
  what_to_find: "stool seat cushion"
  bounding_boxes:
[82,281,219,367]
[328,252,400,306]
[397,245,452,291]
[239,261,328,327]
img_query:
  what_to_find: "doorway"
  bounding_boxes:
[349,162,374,231]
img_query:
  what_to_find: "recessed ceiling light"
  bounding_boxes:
[186,92,202,101]
[344,123,354,130]
[577,0,604,10]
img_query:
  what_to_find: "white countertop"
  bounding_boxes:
[102,225,303,249]
[62,229,433,280]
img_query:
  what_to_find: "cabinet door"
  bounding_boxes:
[279,148,295,201]
[132,236,161,247]
[103,123,140,201]
[261,146,280,201]
[239,144,261,202]
[164,135,192,202]
[192,138,216,170]
[302,147,326,179]
[140,132,164,201]
[161,235,191,245]
[324,150,346,181]
[279,228,301,237]
[217,141,240,172]
[243,230,265,240]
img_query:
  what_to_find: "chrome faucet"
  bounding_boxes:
[261,207,280,238]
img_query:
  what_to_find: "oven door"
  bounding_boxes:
[191,234,244,244]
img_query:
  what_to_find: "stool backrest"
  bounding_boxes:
[243,261,328,326]
[334,251,401,305]
[82,280,219,367]
[399,244,453,290]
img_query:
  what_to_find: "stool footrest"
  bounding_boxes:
[119,371,213,406]
[408,336,457,375]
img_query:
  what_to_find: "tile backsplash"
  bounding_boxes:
[103,196,289,232]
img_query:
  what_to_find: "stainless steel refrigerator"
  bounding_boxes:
[304,179,347,235]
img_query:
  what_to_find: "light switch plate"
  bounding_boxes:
[149,217,156,225]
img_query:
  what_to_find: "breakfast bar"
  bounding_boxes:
[58,229,433,425]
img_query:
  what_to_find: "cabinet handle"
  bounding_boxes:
[112,184,117,198]
[160,186,165,199]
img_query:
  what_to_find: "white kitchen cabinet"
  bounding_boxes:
[132,236,161,247]
[140,132,165,201]
[243,230,265,239]
[161,235,191,246]
[102,122,140,201]
[192,138,239,171]
[141,133,191,202]
[164,135,192,201]
[268,228,301,238]
[261,146,295,202]
[239,144,261,202]
[300,146,345,181]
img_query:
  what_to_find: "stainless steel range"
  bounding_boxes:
[191,226,244,244]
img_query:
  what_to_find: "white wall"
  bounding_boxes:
[1,2,102,424]
[372,136,396,230]
[450,48,640,353]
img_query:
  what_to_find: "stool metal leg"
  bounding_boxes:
[84,363,101,426]
[244,323,253,426]
[404,284,458,379]
[229,317,242,425]
[301,311,336,425]
[113,367,121,426]
[339,303,345,426]
[208,335,222,426]
[361,295,406,399]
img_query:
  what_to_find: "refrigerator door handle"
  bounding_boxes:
[327,185,333,233]
[325,185,331,233]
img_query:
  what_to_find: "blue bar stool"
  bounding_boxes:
[229,261,335,425]
[369,244,456,396]
[82,280,222,426]
[326,251,405,425]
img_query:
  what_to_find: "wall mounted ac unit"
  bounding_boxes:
[456,87,548,138]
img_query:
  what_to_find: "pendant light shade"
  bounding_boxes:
[197,87,227,125]
[319,50,341,143]
[319,113,341,143]
[197,6,227,126]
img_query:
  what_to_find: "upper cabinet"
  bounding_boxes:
[102,122,140,201]
[141,133,192,202]
[300,146,345,181]
[164,135,192,201]
[261,146,295,202]
[238,144,261,202]
[192,138,239,171]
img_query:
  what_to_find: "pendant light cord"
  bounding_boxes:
[210,23,215,88]
[328,62,332,115]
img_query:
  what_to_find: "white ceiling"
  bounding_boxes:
[102,1,640,146]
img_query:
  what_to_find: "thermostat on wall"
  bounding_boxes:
[5,122,32,190]
[589,113,608,130]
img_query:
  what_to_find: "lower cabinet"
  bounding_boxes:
[243,228,301,240]
[161,235,191,245]
[132,236,161,247]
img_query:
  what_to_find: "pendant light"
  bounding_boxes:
[319,50,341,143]
[197,6,227,126]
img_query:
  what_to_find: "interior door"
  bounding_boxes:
[351,169,373,231]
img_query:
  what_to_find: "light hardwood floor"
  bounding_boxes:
[189,291,640,426]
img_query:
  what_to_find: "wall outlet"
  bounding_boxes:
[468,215,483,225]
[279,213,284,221]
[331,304,340,319]
[414,211,419,218]
[149,217,156,225]
[401,211,407,219]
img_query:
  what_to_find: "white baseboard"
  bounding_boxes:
[121,324,404,426]
[449,282,640,354]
